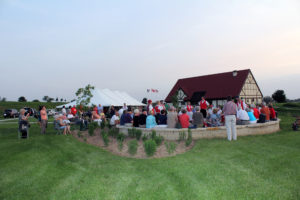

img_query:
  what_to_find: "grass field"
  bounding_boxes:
[0,104,299,199]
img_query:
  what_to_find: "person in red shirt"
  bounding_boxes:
[260,103,270,121]
[199,97,209,118]
[252,104,260,119]
[71,105,77,116]
[268,104,277,120]
[179,109,190,128]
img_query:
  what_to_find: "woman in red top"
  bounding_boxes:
[252,104,260,119]
[179,109,190,128]
[268,105,277,120]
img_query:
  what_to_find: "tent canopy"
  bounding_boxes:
[56,88,145,108]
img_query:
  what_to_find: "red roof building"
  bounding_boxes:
[165,69,263,106]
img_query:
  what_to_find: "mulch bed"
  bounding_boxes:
[72,128,195,159]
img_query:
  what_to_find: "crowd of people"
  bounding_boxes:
[18,96,277,140]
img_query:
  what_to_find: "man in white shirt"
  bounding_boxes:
[62,106,66,115]
[118,108,124,117]
[110,112,120,126]
[236,106,250,125]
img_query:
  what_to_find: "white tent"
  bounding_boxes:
[56,88,145,108]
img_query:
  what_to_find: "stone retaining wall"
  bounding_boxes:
[117,120,280,141]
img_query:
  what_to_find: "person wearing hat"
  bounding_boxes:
[147,100,154,114]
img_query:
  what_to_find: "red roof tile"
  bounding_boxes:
[165,69,251,102]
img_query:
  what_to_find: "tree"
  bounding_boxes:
[43,96,49,102]
[1,97,6,102]
[56,97,59,102]
[60,98,63,102]
[272,90,286,103]
[142,97,147,104]
[263,96,273,104]
[32,99,40,102]
[171,91,179,108]
[47,97,54,102]
[18,96,27,102]
[76,84,95,106]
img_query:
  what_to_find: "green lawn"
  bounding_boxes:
[0,106,299,199]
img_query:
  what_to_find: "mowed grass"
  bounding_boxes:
[0,108,299,199]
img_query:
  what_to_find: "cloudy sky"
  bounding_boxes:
[1,0,300,102]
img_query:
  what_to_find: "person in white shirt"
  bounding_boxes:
[62,106,66,115]
[118,108,124,117]
[236,106,250,125]
[123,103,128,111]
[110,112,120,126]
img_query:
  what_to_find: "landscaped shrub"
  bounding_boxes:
[142,134,148,142]
[128,140,138,156]
[178,131,186,142]
[88,122,98,136]
[102,131,109,146]
[108,127,119,138]
[117,133,125,151]
[128,128,136,138]
[165,142,177,155]
[144,139,157,157]
[100,120,106,130]
[77,131,82,138]
[154,135,164,146]
[151,130,156,140]
[135,129,142,140]
[185,129,192,147]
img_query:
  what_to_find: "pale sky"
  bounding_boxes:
[1,0,300,102]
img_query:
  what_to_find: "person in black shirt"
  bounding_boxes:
[139,109,147,128]
[158,110,167,125]
[133,109,140,127]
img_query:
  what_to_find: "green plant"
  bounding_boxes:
[102,131,109,146]
[75,84,95,106]
[178,131,186,142]
[154,135,164,146]
[185,129,192,146]
[144,139,157,157]
[77,131,82,138]
[128,128,136,138]
[151,130,156,140]
[100,120,106,130]
[128,140,138,156]
[117,133,125,151]
[142,134,148,142]
[135,129,142,140]
[88,122,98,136]
[108,127,119,138]
[165,142,177,155]
[83,137,87,142]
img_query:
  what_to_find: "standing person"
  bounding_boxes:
[19,109,30,138]
[71,105,77,116]
[40,106,48,134]
[147,100,154,114]
[199,97,209,118]
[97,104,102,114]
[122,103,128,111]
[223,96,238,141]
[109,106,115,118]
[236,97,247,110]
[154,101,163,114]
[186,101,193,121]
[62,106,66,115]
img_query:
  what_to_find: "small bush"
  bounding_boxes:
[117,133,125,151]
[100,120,106,130]
[151,130,157,140]
[108,127,119,138]
[128,128,136,138]
[178,131,186,142]
[165,142,177,155]
[83,137,87,142]
[128,140,138,156]
[88,122,98,136]
[154,135,164,146]
[185,129,192,147]
[144,139,157,157]
[135,129,142,140]
[102,131,109,146]
[77,132,82,138]
[142,134,148,142]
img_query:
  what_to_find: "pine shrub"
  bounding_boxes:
[88,122,98,136]
[144,139,157,157]
[185,129,192,146]
[178,131,186,142]
[102,131,109,146]
[165,142,177,155]
[135,129,142,140]
[128,140,138,156]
